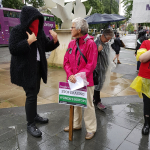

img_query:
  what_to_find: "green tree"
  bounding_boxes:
[84,0,104,15]
[126,23,134,33]
[2,0,24,9]
[122,0,133,21]
[84,0,105,31]
[102,0,119,14]
[25,0,44,8]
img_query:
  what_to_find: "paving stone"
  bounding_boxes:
[15,123,27,135]
[136,118,144,130]
[17,131,43,150]
[91,123,131,150]
[0,137,18,150]
[96,111,114,128]
[117,104,143,122]
[117,140,145,150]
[38,114,69,137]
[112,64,136,75]
[75,140,111,150]
[126,128,150,149]
[57,126,86,147]
[0,126,13,137]
[0,129,16,143]
[39,136,76,150]
[0,114,26,128]
[109,115,138,130]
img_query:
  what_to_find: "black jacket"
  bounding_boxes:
[114,37,122,51]
[9,6,59,88]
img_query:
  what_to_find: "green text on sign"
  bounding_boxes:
[59,95,87,105]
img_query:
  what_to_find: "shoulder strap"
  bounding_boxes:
[76,41,87,64]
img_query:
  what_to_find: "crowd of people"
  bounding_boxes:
[8,6,150,141]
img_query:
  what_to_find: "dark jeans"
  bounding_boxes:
[23,61,41,124]
[94,90,101,105]
[143,93,150,116]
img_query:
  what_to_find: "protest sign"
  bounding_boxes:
[59,82,87,108]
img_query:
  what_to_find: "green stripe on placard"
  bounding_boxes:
[59,95,87,105]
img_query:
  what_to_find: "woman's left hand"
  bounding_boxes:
[49,30,58,44]
[69,75,76,83]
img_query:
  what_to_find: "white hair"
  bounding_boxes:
[72,17,89,35]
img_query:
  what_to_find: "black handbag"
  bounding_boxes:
[111,42,116,50]
[76,41,99,85]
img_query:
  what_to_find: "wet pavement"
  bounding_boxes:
[0,46,146,150]
[0,102,147,150]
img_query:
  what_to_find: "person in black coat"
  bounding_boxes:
[113,33,122,64]
[9,6,59,137]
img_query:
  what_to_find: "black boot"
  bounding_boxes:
[142,116,150,135]
[27,122,42,137]
[34,114,49,124]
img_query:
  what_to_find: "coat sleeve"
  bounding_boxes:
[9,27,31,56]
[63,43,74,79]
[79,41,98,78]
[43,31,60,52]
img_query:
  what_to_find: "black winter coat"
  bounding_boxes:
[9,6,59,88]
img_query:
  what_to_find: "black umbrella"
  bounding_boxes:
[85,13,126,24]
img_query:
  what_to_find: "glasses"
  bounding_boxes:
[104,34,111,41]
[71,27,76,29]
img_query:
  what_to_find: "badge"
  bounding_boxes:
[67,48,72,54]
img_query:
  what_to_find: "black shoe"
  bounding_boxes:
[142,116,150,135]
[27,123,42,137]
[34,114,49,124]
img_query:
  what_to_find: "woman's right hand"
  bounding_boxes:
[26,32,37,45]
[69,75,76,83]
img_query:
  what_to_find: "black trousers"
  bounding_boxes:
[94,90,101,105]
[137,61,141,70]
[24,61,41,124]
[143,93,150,116]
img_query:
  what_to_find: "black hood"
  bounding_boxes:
[20,6,44,31]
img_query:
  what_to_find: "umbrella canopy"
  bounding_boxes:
[131,0,150,23]
[85,13,126,24]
